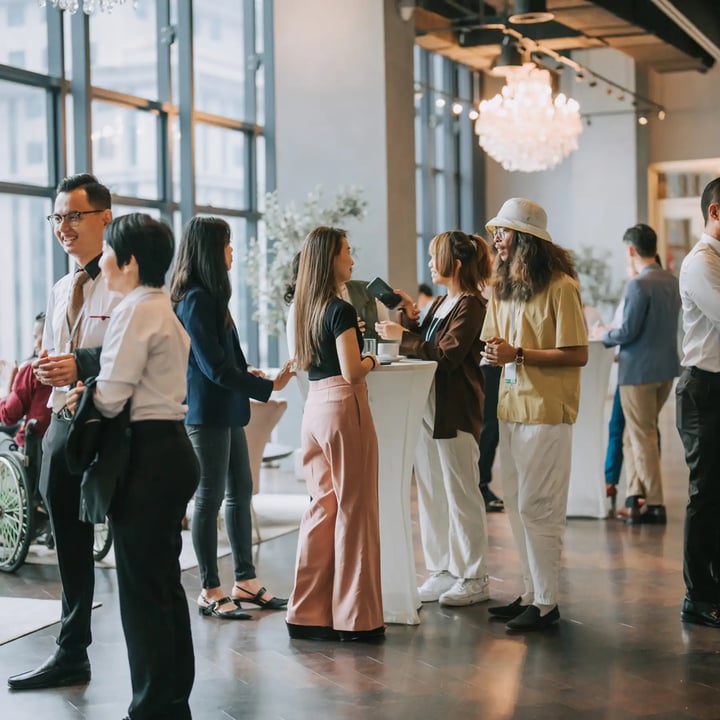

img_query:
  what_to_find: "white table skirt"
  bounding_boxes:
[567,341,614,518]
[367,359,437,625]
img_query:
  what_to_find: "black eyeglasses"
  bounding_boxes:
[46,210,105,227]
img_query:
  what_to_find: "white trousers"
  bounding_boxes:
[499,421,572,606]
[414,395,489,579]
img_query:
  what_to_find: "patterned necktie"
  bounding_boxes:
[67,269,90,342]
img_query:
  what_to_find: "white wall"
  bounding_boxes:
[648,64,720,164]
[273,0,415,288]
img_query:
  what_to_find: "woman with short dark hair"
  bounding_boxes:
[68,212,199,719]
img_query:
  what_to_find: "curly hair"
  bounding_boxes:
[493,231,577,302]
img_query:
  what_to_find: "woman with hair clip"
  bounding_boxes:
[286,226,384,642]
[170,216,294,621]
[67,213,199,720]
[376,230,493,607]
[481,198,588,632]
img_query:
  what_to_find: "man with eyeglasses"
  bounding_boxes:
[8,173,120,691]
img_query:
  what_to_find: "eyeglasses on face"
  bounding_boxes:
[491,227,511,240]
[46,209,105,227]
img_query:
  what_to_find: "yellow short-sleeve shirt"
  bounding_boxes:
[481,274,588,425]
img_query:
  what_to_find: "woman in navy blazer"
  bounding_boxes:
[171,217,294,619]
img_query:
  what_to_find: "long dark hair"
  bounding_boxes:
[170,216,232,309]
[294,227,346,370]
[494,231,577,302]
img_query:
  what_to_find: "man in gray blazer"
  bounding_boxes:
[601,224,680,524]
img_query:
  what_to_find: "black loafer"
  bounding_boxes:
[506,605,560,631]
[7,654,91,690]
[488,596,528,620]
[481,487,505,512]
[681,597,720,628]
[338,626,386,643]
[286,622,340,641]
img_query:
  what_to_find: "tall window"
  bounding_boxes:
[414,47,483,288]
[0,0,272,365]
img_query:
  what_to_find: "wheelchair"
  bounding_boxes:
[0,419,112,573]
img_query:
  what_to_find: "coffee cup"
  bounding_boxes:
[377,341,400,360]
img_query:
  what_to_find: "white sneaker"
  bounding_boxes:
[418,571,456,602]
[439,577,490,606]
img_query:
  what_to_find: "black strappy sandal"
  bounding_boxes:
[233,585,288,610]
[198,595,252,620]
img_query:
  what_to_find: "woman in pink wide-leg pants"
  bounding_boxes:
[285,226,384,642]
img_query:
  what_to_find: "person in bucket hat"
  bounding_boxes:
[481,198,588,632]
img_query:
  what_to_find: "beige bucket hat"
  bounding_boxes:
[485,198,552,243]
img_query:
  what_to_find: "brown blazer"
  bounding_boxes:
[399,294,485,440]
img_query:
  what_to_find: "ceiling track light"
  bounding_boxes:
[508,0,554,25]
[491,35,524,77]
[513,34,666,120]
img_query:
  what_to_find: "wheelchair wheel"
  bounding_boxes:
[93,518,113,561]
[0,452,34,573]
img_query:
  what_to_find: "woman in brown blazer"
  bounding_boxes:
[376,230,492,607]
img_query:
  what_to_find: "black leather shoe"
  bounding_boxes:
[642,505,667,524]
[338,626,386,643]
[488,596,529,620]
[506,605,560,631]
[618,505,642,523]
[7,654,91,690]
[481,486,505,512]
[286,622,340,641]
[681,597,720,628]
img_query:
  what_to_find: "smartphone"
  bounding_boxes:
[366,277,402,310]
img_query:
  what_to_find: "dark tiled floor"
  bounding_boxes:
[2,400,720,719]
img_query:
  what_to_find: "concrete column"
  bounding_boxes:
[273,0,416,291]
[272,0,416,452]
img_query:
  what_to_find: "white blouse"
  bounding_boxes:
[94,286,190,422]
[679,233,720,372]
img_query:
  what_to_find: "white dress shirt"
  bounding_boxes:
[94,286,190,422]
[679,232,720,372]
[43,265,121,412]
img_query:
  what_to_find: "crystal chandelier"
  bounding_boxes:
[38,0,137,13]
[475,63,582,173]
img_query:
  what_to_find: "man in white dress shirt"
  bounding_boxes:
[677,176,720,629]
[8,174,119,690]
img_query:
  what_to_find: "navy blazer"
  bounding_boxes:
[175,286,273,427]
[603,264,681,385]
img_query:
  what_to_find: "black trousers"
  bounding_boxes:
[111,421,199,720]
[39,414,95,661]
[478,364,502,489]
[676,367,720,602]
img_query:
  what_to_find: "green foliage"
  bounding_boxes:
[246,187,368,335]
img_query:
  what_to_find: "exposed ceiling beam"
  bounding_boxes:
[649,0,720,65]
[589,0,715,69]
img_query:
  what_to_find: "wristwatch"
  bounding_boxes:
[515,347,524,365]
